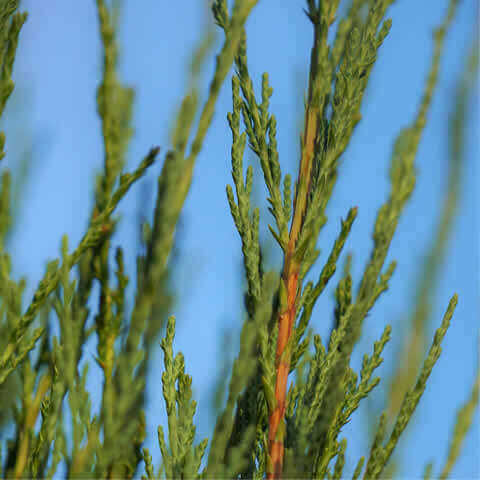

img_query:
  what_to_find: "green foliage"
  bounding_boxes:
[0,0,477,479]
[154,316,208,479]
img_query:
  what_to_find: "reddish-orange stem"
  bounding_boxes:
[267,106,318,479]
[267,264,299,478]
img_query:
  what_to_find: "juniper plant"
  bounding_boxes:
[0,0,477,479]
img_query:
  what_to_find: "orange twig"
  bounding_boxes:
[267,105,318,478]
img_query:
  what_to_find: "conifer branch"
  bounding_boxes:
[308,1,459,473]
[386,22,479,425]
[0,0,476,478]
[0,146,158,387]
[267,0,393,474]
[439,370,480,479]
[363,294,458,479]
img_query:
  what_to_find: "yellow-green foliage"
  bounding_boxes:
[0,0,477,479]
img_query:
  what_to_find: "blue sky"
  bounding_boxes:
[2,0,478,477]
